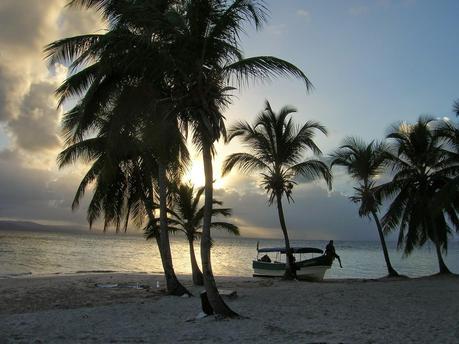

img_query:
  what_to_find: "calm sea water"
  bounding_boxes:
[0,230,458,279]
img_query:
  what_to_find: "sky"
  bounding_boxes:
[0,0,458,241]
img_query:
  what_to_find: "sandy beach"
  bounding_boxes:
[0,273,458,343]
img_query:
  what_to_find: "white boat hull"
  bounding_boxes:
[252,255,333,280]
[253,264,330,280]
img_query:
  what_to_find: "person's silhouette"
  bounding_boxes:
[325,240,343,268]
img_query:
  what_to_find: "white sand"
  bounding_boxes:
[0,273,458,343]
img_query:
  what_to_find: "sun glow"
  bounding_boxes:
[183,161,225,189]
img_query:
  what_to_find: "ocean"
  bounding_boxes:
[0,230,458,279]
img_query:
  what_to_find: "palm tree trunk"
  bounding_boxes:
[142,205,169,289]
[158,163,190,296]
[428,217,451,275]
[371,211,399,277]
[275,192,295,279]
[201,143,238,317]
[188,238,203,285]
[434,239,451,274]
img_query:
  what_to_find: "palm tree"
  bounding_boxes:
[49,0,313,316]
[164,183,239,285]
[380,117,457,274]
[330,137,399,277]
[222,101,332,279]
[46,0,192,295]
[433,113,459,263]
[453,100,459,116]
[145,116,192,295]
[56,87,192,294]
[167,0,314,315]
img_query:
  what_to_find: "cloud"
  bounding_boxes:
[0,65,21,122]
[215,182,378,241]
[0,0,62,54]
[58,6,105,37]
[296,9,311,21]
[0,149,89,225]
[348,6,370,16]
[0,0,104,126]
[7,81,61,152]
[0,0,106,228]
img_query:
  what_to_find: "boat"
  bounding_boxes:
[253,245,334,280]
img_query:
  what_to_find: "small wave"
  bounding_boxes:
[0,272,32,279]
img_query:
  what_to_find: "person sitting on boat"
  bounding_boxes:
[325,240,343,268]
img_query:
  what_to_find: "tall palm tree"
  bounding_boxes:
[160,183,239,285]
[168,0,314,315]
[380,117,457,274]
[433,113,459,261]
[56,88,192,295]
[330,137,399,277]
[46,0,196,295]
[145,116,192,295]
[222,101,332,279]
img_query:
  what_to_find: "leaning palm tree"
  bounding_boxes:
[168,0,314,315]
[222,101,332,279]
[379,117,457,274]
[331,137,400,277]
[168,183,239,285]
[46,1,193,295]
[143,113,192,296]
[56,92,192,293]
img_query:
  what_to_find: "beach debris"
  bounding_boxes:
[156,281,160,289]
[219,289,237,299]
[76,270,117,274]
[95,283,148,289]
[95,283,118,288]
[185,311,209,322]
[195,312,208,320]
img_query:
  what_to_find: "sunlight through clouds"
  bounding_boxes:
[0,0,458,242]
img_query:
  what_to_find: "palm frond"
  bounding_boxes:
[288,160,332,189]
[224,56,313,91]
[453,99,459,117]
[44,34,103,66]
[222,152,269,176]
[209,222,240,236]
[55,63,100,106]
[57,137,105,168]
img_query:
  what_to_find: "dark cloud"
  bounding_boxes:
[215,183,378,241]
[0,0,61,53]
[0,0,103,126]
[0,0,105,230]
[0,151,88,225]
